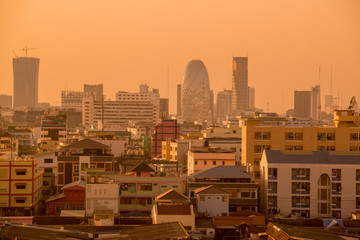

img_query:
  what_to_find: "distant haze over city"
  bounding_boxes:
[1,0,360,114]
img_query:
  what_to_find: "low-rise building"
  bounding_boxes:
[195,185,231,217]
[187,146,236,175]
[0,157,43,216]
[45,181,85,215]
[188,166,258,213]
[261,150,360,219]
[152,189,195,231]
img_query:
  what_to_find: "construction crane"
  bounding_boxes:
[12,50,18,58]
[22,47,36,57]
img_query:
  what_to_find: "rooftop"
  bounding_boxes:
[264,150,360,165]
[191,165,252,179]
[64,138,110,149]
[194,185,231,195]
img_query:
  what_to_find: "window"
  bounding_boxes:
[222,161,225,165]
[43,181,49,186]
[357,197,360,209]
[44,168,53,173]
[332,197,341,209]
[56,205,65,214]
[292,196,310,208]
[204,161,207,165]
[332,169,341,181]
[137,198,152,206]
[268,196,277,208]
[120,197,135,205]
[268,168,277,180]
[241,192,251,198]
[292,168,310,180]
[97,163,104,168]
[15,169,26,175]
[292,182,310,194]
[222,196,228,202]
[199,196,205,202]
[292,209,310,218]
[15,198,26,204]
[268,182,277,194]
[120,183,136,193]
[195,161,198,165]
[213,161,216,165]
[139,183,152,191]
[351,133,359,141]
[357,169,360,181]
[44,158,53,163]
[356,183,360,195]
[15,183,26,189]
[332,210,341,219]
[332,183,341,195]
[58,164,64,173]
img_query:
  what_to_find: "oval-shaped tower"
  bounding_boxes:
[181,60,211,122]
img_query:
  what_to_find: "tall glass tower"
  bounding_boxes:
[181,60,211,122]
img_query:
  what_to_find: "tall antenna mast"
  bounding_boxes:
[330,64,333,96]
[167,66,170,99]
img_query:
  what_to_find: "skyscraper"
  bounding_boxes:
[13,57,39,108]
[294,91,312,119]
[181,60,211,122]
[232,57,248,114]
[248,86,255,110]
[216,89,232,121]
[311,85,321,122]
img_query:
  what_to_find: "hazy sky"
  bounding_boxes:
[1,0,360,114]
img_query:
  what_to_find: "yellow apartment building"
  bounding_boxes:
[242,110,360,179]
[0,157,43,216]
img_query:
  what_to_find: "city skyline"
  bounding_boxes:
[1,0,360,114]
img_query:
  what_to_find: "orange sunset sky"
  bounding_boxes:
[1,0,360,114]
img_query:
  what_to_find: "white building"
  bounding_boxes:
[116,84,160,124]
[261,150,360,219]
[152,189,195,231]
[36,151,58,184]
[195,185,231,217]
[82,97,156,130]
[86,175,119,217]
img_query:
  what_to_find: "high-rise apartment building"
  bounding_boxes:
[84,84,103,101]
[13,57,40,108]
[159,98,169,119]
[294,91,311,119]
[232,57,248,114]
[216,90,232,121]
[61,91,85,111]
[177,84,182,117]
[0,94,12,108]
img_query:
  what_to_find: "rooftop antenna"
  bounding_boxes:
[22,47,36,57]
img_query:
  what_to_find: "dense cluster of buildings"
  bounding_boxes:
[1,54,360,239]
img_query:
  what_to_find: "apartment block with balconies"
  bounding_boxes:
[261,150,360,219]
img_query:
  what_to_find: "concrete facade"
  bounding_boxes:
[261,150,360,219]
